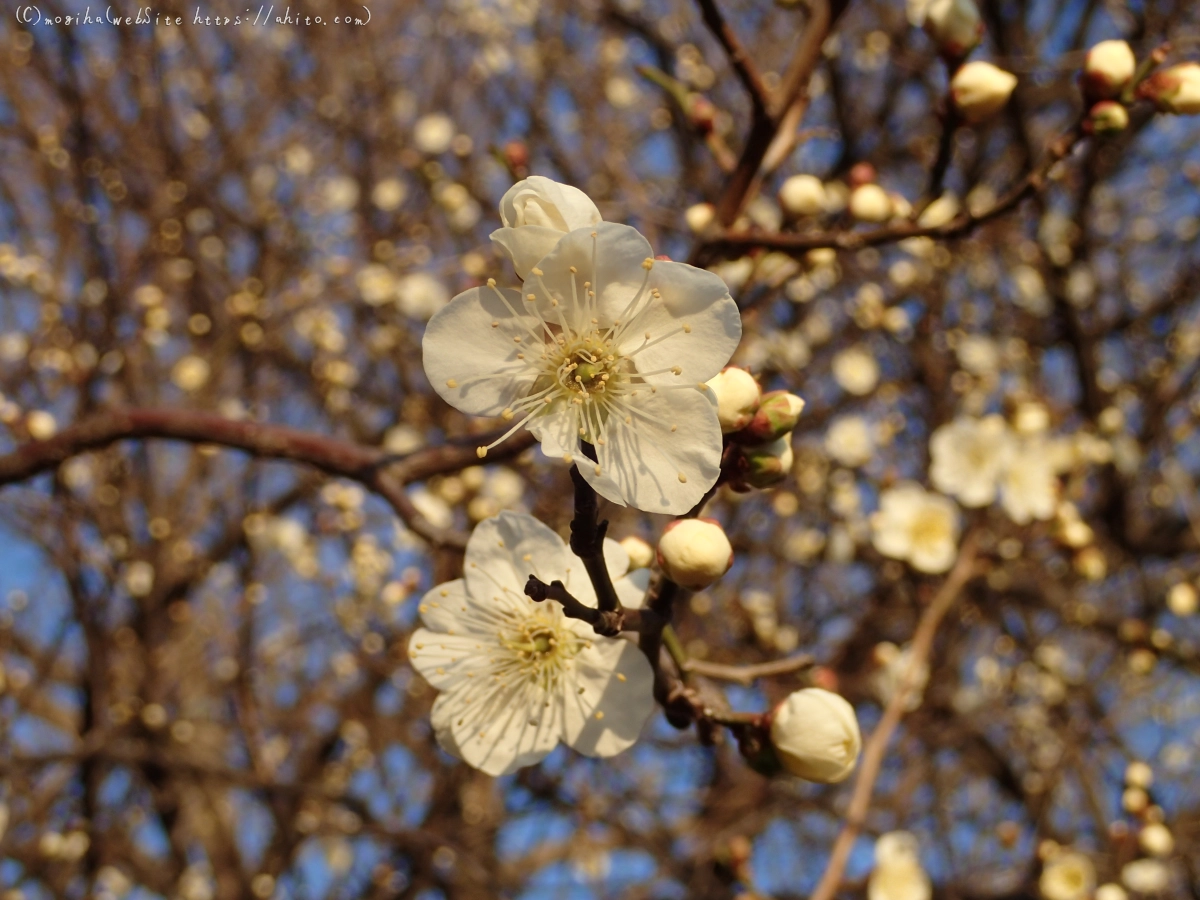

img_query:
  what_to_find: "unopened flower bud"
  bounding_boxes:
[685,202,718,235]
[705,367,761,433]
[950,61,1018,123]
[849,184,894,223]
[848,161,877,189]
[1138,62,1200,115]
[687,93,717,133]
[1138,823,1175,858]
[504,140,530,174]
[740,391,805,443]
[1083,40,1136,100]
[740,435,795,488]
[768,688,862,783]
[923,0,983,60]
[778,174,827,218]
[619,535,655,570]
[1085,100,1129,135]
[656,518,734,590]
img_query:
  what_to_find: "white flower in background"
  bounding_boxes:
[1000,439,1059,524]
[1125,760,1153,788]
[171,355,211,391]
[918,192,960,228]
[413,113,456,154]
[26,409,57,440]
[826,415,875,468]
[769,687,862,782]
[872,482,960,574]
[929,415,1013,507]
[871,642,930,711]
[833,345,881,395]
[407,512,654,775]
[950,61,1018,123]
[1040,851,1095,900]
[424,218,741,514]
[1096,884,1128,900]
[490,176,603,278]
[619,535,655,570]
[396,272,451,320]
[869,832,932,900]
[1121,859,1169,894]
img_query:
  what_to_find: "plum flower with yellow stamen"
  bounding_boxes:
[423,220,742,514]
[407,512,654,776]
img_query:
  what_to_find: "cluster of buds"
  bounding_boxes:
[1138,61,1200,115]
[1080,40,1136,135]
[918,0,1017,124]
[704,367,805,491]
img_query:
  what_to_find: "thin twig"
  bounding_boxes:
[694,0,770,121]
[807,532,980,900]
[682,654,815,685]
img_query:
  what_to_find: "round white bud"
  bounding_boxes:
[685,202,718,235]
[849,184,894,223]
[950,61,1018,123]
[1138,823,1175,858]
[619,535,655,570]
[656,518,734,590]
[1083,40,1136,99]
[705,366,761,433]
[769,687,862,783]
[778,175,827,218]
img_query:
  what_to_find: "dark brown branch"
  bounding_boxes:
[522,576,662,637]
[694,0,770,121]
[568,458,622,613]
[713,0,837,226]
[0,407,536,549]
[699,124,1085,264]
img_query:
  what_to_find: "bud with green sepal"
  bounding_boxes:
[737,434,795,489]
[737,391,805,444]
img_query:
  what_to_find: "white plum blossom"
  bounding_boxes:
[872,482,960,574]
[950,61,1018,123]
[1000,439,1059,524]
[407,512,654,776]
[769,688,862,782]
[869,832,932,900]
[424,217,741,514]
[490,176,602,279]
[929,415,1013,507]
[826,415,875,468]
[1040,851,1096,900]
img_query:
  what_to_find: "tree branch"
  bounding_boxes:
[567,458,622,613]
[807,532,981,900]
[0,407,536,549]
[699,123,1085,265]
[694,0,770,122]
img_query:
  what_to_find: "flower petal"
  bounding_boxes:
[527,402,583,462]
[528,223,655,332]
[490,225,572,281]
[582,384,722,514]
[432,681,558,776]
[615,568,651,610]
[422,285,542,416]
[464,511,572,604]
[617,260,742,384]
[561,637,655,758]
[408,627,495,690]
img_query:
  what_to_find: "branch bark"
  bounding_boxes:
[0,407,535,549]
[807,532,980,900]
